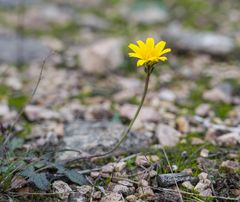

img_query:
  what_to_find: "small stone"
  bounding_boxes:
[147,155,160,163]
[100,192,123,202]
[78,14,110,30]
[195,172,212,197]
[93,191,101,199]
[119,104,159,122]
[216,133,240,146]
[172,164,178,171]
[221,160,239,173]
[198,172,208,181]
[182,168,193,175]
[101,173,111,178]
[52,180,72,200]
[158,89,176,102]
[102,163,115,173]
[115,162,126,172]
[203,83,232,103]
[0,35,50,64]
[0,102,9,116]
[130,3,168,25]
[156,124,181,146]
[195,104,211,117]
[200,188,213,197]
[112,184,133,195]
[6,77,22,90]
[176,117,189,133]
[162,24,234,55]
[137,186,155,199]
[118,180,133,187]
[191,137,204,145]
[200,149,209,158]
[24,105,60,121]
[182,181,194,190]
[76,185,92,195]
[149,170,157,178]
[139,179,149,187]
[79,38,123,75]
[126,195,138,202]
[135,155,149,167]
[68,192,87,202]
[90,172,100,178]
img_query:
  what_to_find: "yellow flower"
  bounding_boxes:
[128,37,171,67]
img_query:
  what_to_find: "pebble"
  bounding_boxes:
[135,155,150,167]
[200,149,209,158]
[162,23,235,55]
[176,117,189,133]
[79,38,123,75]
[102,163,115,173]
[156,124,181,146]
[52,180,72,200]
[126,195,138,202]
[216,133,240,146]
[195,104,211,117]
[220,160,239,173]
[191,137,204,145]
[100,192,123,202]
[182,181,194,190]
[115,162,126,172]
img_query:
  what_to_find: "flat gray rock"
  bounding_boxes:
[0,34,50,64]
[162,24,235,55]
[59,120,153,161]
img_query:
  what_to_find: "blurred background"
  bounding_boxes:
[0,1,240,200]
[0,0,240,150]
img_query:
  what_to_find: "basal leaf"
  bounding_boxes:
[29,173,49,191]
[63,169,88,186]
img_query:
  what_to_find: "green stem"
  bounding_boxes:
[105,70,151,155]
[66,69,152,164]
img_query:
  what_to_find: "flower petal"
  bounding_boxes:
[160,48,171,56]
[146,38,155,49]
[155,41,166,53]
[129,52,143,59]
[137,59,146,67]
[137,40,146,50]
[159,56,167,61]
[128,43,140,53]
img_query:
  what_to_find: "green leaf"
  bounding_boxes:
[8,138,24,151]
[29,173,49,191]
[63,169,88,186]
[20,166,35,178]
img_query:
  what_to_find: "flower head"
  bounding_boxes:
[128,38,171,67]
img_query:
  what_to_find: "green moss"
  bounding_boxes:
[126,157,136,169]
[8,95,28,110]
[211,103,233,119]
[0,85,10,98]
[129,96,140,105]
[22,21,79,39]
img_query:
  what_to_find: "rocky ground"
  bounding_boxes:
[0,0,240,201]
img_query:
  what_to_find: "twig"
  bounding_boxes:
[161,146,184,202]
[3,52,54,145]
[152,187,238,201]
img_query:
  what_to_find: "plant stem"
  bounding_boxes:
[66,70,152,164]
[103,70,151,155]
